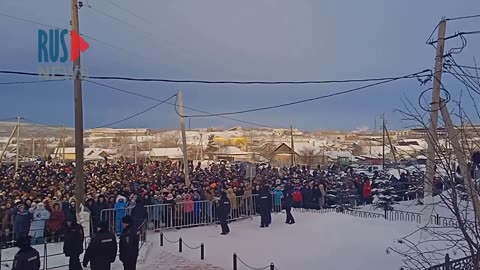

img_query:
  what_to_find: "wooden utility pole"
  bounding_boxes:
[439,99,480,224]
[32,138,35,158]
[72,0,85,211]
[61,126,66,163]
[15,116,20,171]
[290,125,295,166]
[178,90,190,186]
[382,113,385,168]
[0,125,18,161]
[423,19,447,221]
[135,128,138,164]
[200,133,204,162]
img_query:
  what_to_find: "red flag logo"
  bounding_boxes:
[70,30,89,62]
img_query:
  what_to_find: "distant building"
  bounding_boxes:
[215,146,251,162]
[149,147,183,161]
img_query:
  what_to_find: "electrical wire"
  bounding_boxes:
[87,4,142,31]
[94,93,177,128]
[446,14,480,21]
[182,70,432,118]
[0,79,70,85]
[428,31,480,45]
[98,0,152,24]
[22,118,63,128]
[83,80,278,128]
[0,70,433,85]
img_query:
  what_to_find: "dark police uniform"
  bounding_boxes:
[83,227,117,270]
[217,193,231,235]
[119,224,139,270]
[63,221,84,270]
[12,238,40,270]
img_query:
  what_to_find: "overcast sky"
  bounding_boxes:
[1,0,480,131]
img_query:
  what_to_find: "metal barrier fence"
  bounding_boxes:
[101,195,270,232]
[233,252,277,270]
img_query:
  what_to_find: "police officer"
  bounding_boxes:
[259,185,272,228]
[83,221,117,270]
[283,190,295,225]
[63,215,84,270]
[12,236,40,270]
[119,215,139,270]
[217,190,231,235]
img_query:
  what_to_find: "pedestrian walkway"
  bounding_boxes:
[138,250,224,270]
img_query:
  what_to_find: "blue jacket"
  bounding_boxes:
[114,200,128,219]
[273,190,283,206]
[14,209,31,234]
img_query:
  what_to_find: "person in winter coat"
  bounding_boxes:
[29,202,51,244]
[311,186,321,210]
[302,186,313,209]
[47,202,65,242]
[114,196,128,234]
[86,197,100,234]
[319,184,327,208]
[183,194,194,225]
[0,203,12,247]
[363,180,373,205]
[283,191,295,224]
[192,192,202,224]
[164,194,175,228]
[83,221,117,270]
[14,204,31,241]
[273,187,284,213]
[63,215,84,270]
[292,188,303,208]
[12,236,40,270]
[258,186,272,228]
[130,199,148,230]
[119,215,139,270]
[226,188,238,219]
[67,198,77,223]
[97,195,108,223]
[216,191,231,235]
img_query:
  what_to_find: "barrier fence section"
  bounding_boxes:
[233,252,277,270]
[159,232,205,261]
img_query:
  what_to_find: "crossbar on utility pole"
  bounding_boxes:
[423,19,447,225]
[178,90,190,186]
[72,0,85,212]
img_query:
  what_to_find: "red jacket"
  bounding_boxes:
[363,181,372,199]
[293,190,303,202]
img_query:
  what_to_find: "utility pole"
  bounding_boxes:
[135,128,138,164]
[0,125,18,161]
[200,133,204,162]
[15,116,20,171]
[423,19,446,223]
[382,113,385,168]
[32,138,35,158]
[61,126,66,163]
[439,99,480,225]
[72,0,85,212]
[178,90,190,186]
[290,125,295,166]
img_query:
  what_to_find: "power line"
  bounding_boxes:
[446,14,480,21]
[429,30,480,45]
[0,79,69,85]
[87,4,142,31]
[84,80,278,128]
[94,94,177,128]
[22,118,63,128]
[98,0,152,24]
[182,70,432,118]
[0,69,433,85]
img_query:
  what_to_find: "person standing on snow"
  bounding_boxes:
[115,196,128,235]
[63,215,84,270]
[119,215,139,270]
[217,191,231,235]
[258,185,272,228]
[12,236,40,270]
[283,190,295,225]
[29,202,51,244]
[83,221,117,270]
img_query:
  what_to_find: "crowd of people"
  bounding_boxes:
[0,159,428,245]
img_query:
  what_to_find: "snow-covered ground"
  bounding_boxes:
[157,212,418,270]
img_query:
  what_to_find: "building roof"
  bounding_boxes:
[149,147,183,158]
[216,146,249,155]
